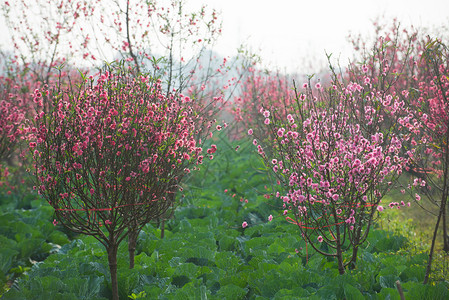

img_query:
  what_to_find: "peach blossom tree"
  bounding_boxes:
[29,63,216,299]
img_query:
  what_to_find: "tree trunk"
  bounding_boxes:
[425,131,449,281]
[335,225,345,274]
[348,226,362,270]
[442,196,449,252]
[424,205,444,284]
[128,227,138,269]
[107,244,119,300]
[396,280,405,300]
[336,245,345,275]
[349,246,359,270]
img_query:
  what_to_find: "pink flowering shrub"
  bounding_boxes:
[0,57,43,161]
[0,69,35,193]
[1,0,221,89]
[397,39,449,282]
[0,54,89,203]
[0,95,28,197]
[349,21,449,282]
[1,0,93,85]
[253,55,407,274]
[229,67,296,139]
[29,64,213,300]
[0,98,25,163]
[1,0,228,132]
[1,0,234,167]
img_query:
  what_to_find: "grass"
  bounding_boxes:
[379,175,449,283]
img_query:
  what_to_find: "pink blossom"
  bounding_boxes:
[362,65,369,73]
[277,128,285,137]
[207,144,217,154]
[242,221,248,228]
[263,110,270,118]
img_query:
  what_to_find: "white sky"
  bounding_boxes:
[0,0,447,74]
[186,0,448,73]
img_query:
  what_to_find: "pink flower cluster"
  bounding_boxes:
[252,69,408,270]
[0,99,26,160]
[229,68,296,139]
[30,69,214,230]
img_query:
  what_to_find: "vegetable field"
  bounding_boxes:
[1,136,448,299]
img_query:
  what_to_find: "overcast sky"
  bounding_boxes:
[0,0,447,74]
[185,0,448,73]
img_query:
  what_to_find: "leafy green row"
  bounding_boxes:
[0,193,71,295]
[2,134,448,299]
[4,215,447,299]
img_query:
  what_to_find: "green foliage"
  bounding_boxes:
[1,134,448,298]
[0,193,70,296]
